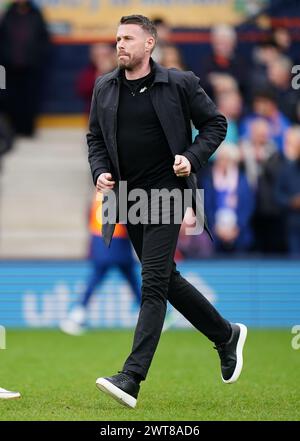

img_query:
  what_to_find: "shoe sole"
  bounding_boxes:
[0,393,21,400]
[96,378,137,409]
[59,321,85,336]
[223,323,248,384]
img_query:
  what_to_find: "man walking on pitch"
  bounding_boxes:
[87,15,247,408]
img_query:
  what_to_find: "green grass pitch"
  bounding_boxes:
[0,329,299,421]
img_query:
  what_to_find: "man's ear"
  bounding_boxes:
[145,37,155,52]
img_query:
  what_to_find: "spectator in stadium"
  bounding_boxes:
[76,43,117,114]
[240,87,291,154]
[275,126,300,256]
[217,90,243,145]
[199,24,249,101]
[250,39,281,93]
[202,143,255,253]
[272,27,297,63]
[240,118,278,189]
[89,15,247,408]
[240,118,286,253]
[0,0,49,136]
[177,207,214,259]
[267,55,300,123]
[160,44,186,70]
[151,17,172,64]
[212,74,239,96]
[197,88,243,167]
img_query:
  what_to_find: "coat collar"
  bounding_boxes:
[108,58,169,84]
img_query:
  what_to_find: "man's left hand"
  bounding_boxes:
[173,155,191,177]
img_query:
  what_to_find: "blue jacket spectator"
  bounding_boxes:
[240,88,291,154]
[275,127,300,256]
[202,144,255,253]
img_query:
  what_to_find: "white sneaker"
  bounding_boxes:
[214,323,248,384]
[60,305,87,336]
[96,373,139,409]
[60,319,86,336]
[0,387,21,400]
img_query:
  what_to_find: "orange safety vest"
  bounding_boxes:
[89,192,127,238]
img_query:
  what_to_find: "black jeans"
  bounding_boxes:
[122,179,231,379]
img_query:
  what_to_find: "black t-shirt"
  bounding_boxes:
[117,69,184,190]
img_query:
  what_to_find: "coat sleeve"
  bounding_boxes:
[181,72,228,173]
[87,80,111,186]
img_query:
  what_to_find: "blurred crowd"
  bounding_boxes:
[0,3,299,257]
[176,23,300,258]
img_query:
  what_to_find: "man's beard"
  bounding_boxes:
[118,59,130,69]
[118,55,142,71]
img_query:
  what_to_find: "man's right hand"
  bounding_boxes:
[96,173,115,193]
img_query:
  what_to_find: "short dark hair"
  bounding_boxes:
[253,86,277,104]
[119,15,157,41]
